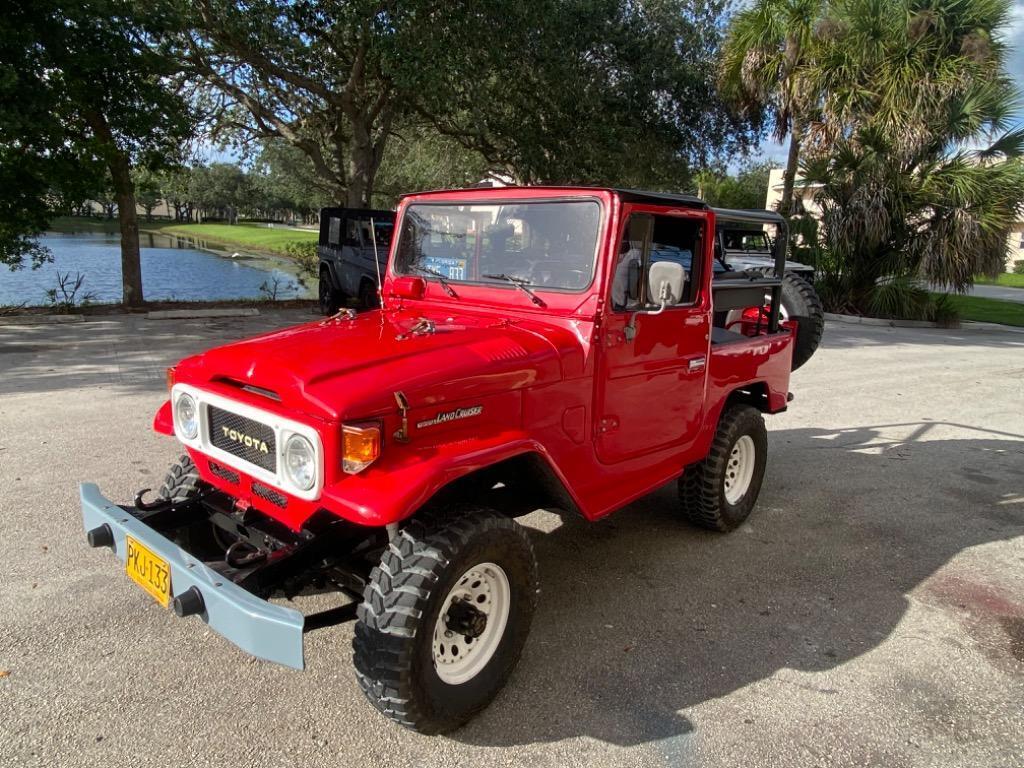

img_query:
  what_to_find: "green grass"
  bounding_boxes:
[47,216,317,255]
[974,273,1024,288]
[47,215,121,232]
[148,221,317,254]
[937,294,1024,327]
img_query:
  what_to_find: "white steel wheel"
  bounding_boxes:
[723,435,756,505]
[432,562,511,685]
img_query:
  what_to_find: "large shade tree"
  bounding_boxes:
[174,0,758,207]
[803,0,1024,311]
[0,0,192,306]
[719,0,826,216]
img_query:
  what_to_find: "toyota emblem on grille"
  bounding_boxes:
[220,425,270,454]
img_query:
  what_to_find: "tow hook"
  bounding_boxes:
[225,540,268,569]
[172,586,205,618]
[445,598,487,639]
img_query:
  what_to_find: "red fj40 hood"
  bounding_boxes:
[173,307,588,422]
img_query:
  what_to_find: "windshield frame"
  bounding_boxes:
[391,196,606,297]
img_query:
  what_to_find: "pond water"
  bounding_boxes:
[0,226,313,307]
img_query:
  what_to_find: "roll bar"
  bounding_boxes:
[710,208,789,334]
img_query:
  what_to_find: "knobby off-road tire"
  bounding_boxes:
[157,455,229,560]
[357,279,380,311]
[777,271,824,371]
[318,269,343,316]
[352,508,539,734]
[679,405,768,532]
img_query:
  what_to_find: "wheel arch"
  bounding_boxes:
[723,381,772,414]
[415,449,584,520]
[319,260,340,290]
[320,441,585,527]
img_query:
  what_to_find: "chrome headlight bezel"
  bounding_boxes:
[282,434,316,492]
[173,392,199,440]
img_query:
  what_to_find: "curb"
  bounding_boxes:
[0,314,84,326]
[824,312,937,328]
[959,321,1024,335]
[146,308,261,320]
[825,313,1024,334]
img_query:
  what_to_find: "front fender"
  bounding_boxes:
[320,431,552,526]
[153,400,173,436]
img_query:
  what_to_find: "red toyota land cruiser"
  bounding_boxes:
[82,186,795,733]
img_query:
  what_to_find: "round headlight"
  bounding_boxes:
[174,393,198,440]
[283,434,316,491]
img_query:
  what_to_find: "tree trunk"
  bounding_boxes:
[346,114,379,208]
[779,123,802,218]
[109,151,144,307]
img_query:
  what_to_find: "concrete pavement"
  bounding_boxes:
[1,310,1022,767]
[953,283,1024,304]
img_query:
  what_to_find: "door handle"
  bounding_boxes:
[685,355,706,372]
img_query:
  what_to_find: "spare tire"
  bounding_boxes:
[777,271,823,371]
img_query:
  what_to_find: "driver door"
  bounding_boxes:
[595,210,710,464]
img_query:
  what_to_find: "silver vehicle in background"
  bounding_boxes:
[714,209,823,371]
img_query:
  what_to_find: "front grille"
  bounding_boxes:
[208,461,240,485]
[252,481,288,508]
[208,406,277,472]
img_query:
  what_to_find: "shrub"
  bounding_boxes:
[45,271,97,311]
[866,277,933,321]
[930,294,960,328]
[283,240,318,281]
[1013,260,1024,275]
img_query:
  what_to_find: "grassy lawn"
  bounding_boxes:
[48,215,121,232]
[148,221,317,254]
[47,216,317,255]
[937,294,1024,327]
[974,273,1024,288]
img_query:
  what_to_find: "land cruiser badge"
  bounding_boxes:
[417,405,483,429]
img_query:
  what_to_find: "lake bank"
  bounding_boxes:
[1,223,315,308]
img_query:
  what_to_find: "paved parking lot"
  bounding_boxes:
[1,310,1022,768]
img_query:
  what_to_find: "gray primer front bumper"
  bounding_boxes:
[79,482,305,670]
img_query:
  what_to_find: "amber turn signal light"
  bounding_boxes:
[342,424,381,474]
[166,366,176,390]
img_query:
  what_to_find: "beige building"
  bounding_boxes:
[765,168,1024,272]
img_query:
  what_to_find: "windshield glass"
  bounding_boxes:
[394,201,601,291]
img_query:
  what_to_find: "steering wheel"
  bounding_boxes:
[530,259,588,289]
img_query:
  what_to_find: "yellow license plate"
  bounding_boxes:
[125,536,171,608]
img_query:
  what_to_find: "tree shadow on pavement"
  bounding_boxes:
[451,423,1024,748]
[0,311,310,396]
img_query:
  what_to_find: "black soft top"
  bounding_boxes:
[398,187,783,227]
[320,206,393,221]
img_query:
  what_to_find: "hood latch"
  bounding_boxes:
[396,317,435,340]
[393,391,411,443]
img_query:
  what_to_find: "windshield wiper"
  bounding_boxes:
[410,265,458,298]
[482,273,546,307]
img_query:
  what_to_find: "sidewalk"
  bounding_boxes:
[960,283,1024,304]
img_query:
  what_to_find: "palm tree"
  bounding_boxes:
[719,0,827,217]
[802,0,1024,310]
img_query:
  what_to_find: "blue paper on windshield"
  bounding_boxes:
[422,256,467,281]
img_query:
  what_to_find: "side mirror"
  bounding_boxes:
[647,262,686,307]
[624,261,687,341]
